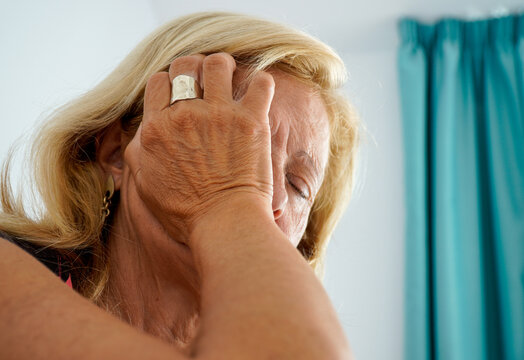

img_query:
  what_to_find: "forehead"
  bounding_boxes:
[269,70,330,166]
[268,70,328,132]
[233,67,330,170]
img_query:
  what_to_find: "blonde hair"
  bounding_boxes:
[0,12,359,301]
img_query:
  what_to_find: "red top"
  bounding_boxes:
[58,256,73,288]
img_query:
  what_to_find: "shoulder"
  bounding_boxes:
[0,234,185,360]
[0,234,44,275]
[0,231,72,284]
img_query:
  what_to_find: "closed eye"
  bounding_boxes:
[286,174,310,200]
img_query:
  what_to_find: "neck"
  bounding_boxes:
[100,205,201,352]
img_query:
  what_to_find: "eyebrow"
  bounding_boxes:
[295,150,322,178]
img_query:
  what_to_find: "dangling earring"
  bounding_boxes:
[101,175,115,220]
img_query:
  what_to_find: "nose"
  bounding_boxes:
[272,170,288,220]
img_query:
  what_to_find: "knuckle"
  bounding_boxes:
[204,53,235,69]
[148,72,165,84]
[237,112,267,137]
[169,55,203,73]
[207,103,228,123]
[254,71,275,90]
[172,103,198,127]
[237,119,257,136]
[145,72,167,94]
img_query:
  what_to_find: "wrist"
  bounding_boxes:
[189,193,274,244]
[188,193,284,271]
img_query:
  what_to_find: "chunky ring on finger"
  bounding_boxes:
[170,75,203,104]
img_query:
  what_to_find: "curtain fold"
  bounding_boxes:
[398,14,524,360]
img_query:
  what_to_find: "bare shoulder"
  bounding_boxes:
[0,234,44,269]
[0,237,188,360]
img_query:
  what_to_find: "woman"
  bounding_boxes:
[0,12,359,359]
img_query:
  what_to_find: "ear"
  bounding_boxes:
[96,121,124,191]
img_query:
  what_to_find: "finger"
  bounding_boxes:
[240,71,275,116]
[169,54,205,105]
[169,54,205,89]
[144,72,171,115]
[202,53,236,103]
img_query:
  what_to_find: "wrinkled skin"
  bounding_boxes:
[98,53,331,347]
[123,53,330,247]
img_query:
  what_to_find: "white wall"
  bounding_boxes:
[0,0,157,169]
[2,1,523,360]
[323,49,406,360]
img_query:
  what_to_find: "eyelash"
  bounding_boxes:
[287,175,309,200]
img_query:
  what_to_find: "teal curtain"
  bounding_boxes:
[398,14,524,360]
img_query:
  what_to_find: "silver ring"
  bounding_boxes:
[170,75,203,104]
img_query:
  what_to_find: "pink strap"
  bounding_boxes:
[65,274,73,288]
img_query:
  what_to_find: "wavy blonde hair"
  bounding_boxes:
[0,12,359,301]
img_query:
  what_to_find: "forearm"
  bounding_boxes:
[188,196,352,360]
[0,239,187,360]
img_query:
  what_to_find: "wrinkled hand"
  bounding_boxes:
[124,53,275,243]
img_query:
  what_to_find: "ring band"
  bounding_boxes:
[170,75,203,104]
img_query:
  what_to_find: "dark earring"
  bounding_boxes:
[101,175,115,220]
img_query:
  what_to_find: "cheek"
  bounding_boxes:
[278,198,311,247]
